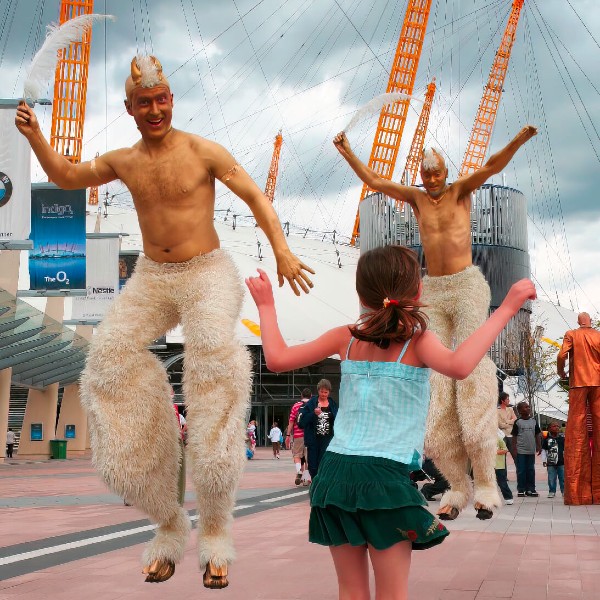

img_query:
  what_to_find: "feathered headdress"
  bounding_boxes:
[23,13,114,102]
[343,92,423,133]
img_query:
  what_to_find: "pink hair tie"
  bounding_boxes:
[383,297,399,309]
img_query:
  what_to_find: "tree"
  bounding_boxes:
[503,318,561,417]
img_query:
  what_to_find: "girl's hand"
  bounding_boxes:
[245,269,275,308]
[502,279,537,313]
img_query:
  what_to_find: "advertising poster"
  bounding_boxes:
[0,102,31,241]
[29,184,86,290]
[118,251,140,291]
[71,236,120,321]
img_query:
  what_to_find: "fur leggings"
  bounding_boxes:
[422,266,500,512]
[81,250,251,569]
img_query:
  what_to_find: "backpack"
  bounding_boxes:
[546,437,559,466]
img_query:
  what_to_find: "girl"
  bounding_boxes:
[246,245,535,600]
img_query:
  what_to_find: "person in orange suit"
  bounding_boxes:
[557,312,600,505]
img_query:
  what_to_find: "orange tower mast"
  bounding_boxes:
[264,130,283,204]
[50,0,95,167]
[400,77,436,187]
[351,0,433,245]
[460,0,525,176]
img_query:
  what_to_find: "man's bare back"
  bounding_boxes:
[333,126,537,277]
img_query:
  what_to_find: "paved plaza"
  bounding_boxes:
[1,448,599,599]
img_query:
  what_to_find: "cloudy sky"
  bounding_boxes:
[3,0,599,316]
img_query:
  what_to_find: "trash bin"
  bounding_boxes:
[50,439,68,459]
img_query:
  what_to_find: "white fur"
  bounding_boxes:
[422,147,444,172]
[423,266,501,512]
[81,250,251,571]
[136,54,165,88]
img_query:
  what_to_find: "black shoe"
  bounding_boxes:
[517,492,525,497]
[525,491,539,497]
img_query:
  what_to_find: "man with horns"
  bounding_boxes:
[16,55,314,588]
[334,126,536,520]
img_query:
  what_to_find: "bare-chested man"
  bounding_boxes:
[334,125,536,520]
[16,55,314,588]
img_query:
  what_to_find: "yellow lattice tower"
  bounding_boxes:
[400,78,436,187]
[350,0,433,246]
[50,0,95,165]
[460,0,524,176]
[264,130,283,204]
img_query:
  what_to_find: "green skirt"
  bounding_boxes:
[309,452,448,551]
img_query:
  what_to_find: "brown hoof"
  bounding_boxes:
[143,559,175,583]
[476,508,493,520]
[203,562,229,589]
[437,506,460,521]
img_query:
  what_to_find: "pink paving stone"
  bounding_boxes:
[2,454,600,599]
[477,579,516,597]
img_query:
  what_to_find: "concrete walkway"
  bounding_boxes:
[0,448,599,599]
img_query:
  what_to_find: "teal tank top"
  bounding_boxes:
[326,336,431,469]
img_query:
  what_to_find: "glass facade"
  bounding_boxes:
[358,185,531,372]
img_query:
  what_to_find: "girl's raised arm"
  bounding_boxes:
[415,278,536,379]
[245,269,349,372]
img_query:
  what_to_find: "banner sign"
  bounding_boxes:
[71,236,120,321]
[29,184,86,290]
[118,251,140,290]
[0,102,31,241]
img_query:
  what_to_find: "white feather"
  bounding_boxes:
[343,92,424,133]
[23,14,114,101]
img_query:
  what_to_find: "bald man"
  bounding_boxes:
[334,126,537,520]
[16,55,314,588]
[558,312,600,505]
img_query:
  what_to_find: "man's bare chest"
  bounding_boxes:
[121,155,213,205]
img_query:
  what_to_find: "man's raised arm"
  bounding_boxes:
[15,101,117,189]
[455,125,538,196]
[333,132,420,207]
[211,145,314,296]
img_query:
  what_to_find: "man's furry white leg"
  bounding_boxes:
[184,343,252,570]
[142,506,192,566]
[458,356,502,511]
[80,266,188,569]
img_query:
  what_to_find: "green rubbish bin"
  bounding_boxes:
[50,439,68,460]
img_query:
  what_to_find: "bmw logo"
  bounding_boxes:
[0,172,13,208]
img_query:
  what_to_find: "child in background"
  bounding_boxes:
[246,245,535,600]
[268,422,282,459]
[542,421,565,498]
[495,429,513,505]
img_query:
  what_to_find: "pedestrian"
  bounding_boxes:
[511,402,542,497]
[286,388,312,485]
[6,428,15,458]
[497,392,516,462]
[542,421,565,498]
[298,379,338,480]
[246,244,535,599]
[495,429,513,505]
[269,422,282,459]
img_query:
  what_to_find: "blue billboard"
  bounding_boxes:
[29,184,86,290]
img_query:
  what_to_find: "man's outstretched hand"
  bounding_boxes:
[333,131,353,160]
[15,101,39,138]
[517,125,538,144]
[275,249,314,296]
